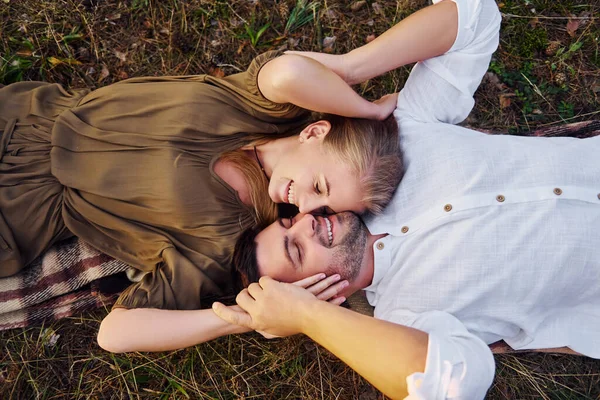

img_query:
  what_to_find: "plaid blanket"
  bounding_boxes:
[0,238,129,330]
[1,120,598,341]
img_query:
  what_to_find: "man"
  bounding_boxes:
[215,198,600,398]
[212,0,600,398]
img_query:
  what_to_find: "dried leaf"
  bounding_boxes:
[528,17,539,28]
[117,70,129,80]
[578,11,592,27]
[324,9,338,21]
[485,72,500,86]
[350,1,366,12]
[113,50,127,62]
[322,36,336,48]
[99,64,110,82]
[209,67,225,78]
[366,34,376,43]
[499,94,513,109]
[16,50,33,57]
[372,2,384,15]
[236,42,246,54]
[47,56,62,66]
[106,13,121,21]
[566,18,580,37]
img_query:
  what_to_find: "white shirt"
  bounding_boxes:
[364,0,600,398]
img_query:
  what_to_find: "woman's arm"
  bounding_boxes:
[257,54,396,120]
[97,273,346,353]
[286,0,458,85]
[97,307,250,353]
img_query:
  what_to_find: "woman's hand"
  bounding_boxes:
[293,273,347,305]
[372,93,399,121]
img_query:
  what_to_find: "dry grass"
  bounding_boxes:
[1,0,600,398]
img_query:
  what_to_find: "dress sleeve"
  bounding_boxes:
[395,0,501,124]
[112,247,225,310]
[202,50,310,121]
[380,309,495,400]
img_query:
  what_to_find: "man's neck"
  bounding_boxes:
[347,230,386,295]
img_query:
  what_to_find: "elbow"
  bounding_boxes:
[259,55,309,101]
[97,309,131,353]
[270,55,307,87]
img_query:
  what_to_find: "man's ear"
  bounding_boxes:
[299,120,332,143]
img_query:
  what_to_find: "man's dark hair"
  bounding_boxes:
[231,225,263,291]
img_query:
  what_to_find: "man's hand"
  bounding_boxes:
[213,276,319,337]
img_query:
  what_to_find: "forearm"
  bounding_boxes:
[257,54,382,119]
[301,301,428,399]
[346,0,458,83]
[98,307,250,353]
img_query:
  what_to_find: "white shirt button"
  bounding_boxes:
[376,242,385,250]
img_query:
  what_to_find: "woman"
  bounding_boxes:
[1,51,402,350]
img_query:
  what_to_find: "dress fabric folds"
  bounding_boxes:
[0,82,86,276]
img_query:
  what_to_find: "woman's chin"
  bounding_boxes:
[267,185,279,204]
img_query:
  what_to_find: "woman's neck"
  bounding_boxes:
[252,136,298,178]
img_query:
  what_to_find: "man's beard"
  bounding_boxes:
[325,212,368,282]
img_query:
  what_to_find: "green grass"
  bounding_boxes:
[1,0,600,398]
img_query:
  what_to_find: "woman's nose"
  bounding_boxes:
[298,196,323,214]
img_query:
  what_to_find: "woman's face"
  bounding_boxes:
[268,121,365,215]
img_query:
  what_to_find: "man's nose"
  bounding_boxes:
[290,214,315,237]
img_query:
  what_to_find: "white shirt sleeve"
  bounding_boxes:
[395,0,501,125]
[380,309,495,400]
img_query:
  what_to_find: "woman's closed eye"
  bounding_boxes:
[315,181,322,195]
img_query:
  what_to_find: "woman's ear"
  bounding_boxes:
[299,120,332,143]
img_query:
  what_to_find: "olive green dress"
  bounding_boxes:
[0,51,308,309]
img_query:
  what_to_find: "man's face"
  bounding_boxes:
[255,212,369,283]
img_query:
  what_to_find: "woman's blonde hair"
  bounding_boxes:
[222,113,402,225]
[319,114,402,215]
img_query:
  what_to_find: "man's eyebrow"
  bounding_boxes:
[283,236,295,268]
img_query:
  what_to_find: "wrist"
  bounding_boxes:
[298,297,327,334]
[368,101,385,120]
[341,51,362,85]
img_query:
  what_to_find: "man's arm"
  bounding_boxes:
[214,277,496,399]
[213,277,427,398]
[302,301,428,398]
[286,0,458,85]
